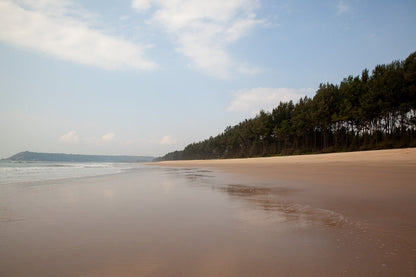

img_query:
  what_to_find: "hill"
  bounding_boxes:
[4,151,154,163]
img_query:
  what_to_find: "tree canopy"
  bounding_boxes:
[159,52,416,161]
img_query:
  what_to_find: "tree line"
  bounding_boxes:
[159,52,416,160]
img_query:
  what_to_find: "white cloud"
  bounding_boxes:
[161,135,176,145]
[131,0,152,12]
[59,130,79,143]
[59,131,116,144]
[227,87,314,114]
[0,0,157,70]
[336,1,350,15]
[152,135,177,145]
[134,0,263,78]
[17,0,72,15]
[101,133,115,142]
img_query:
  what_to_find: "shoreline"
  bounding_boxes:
[151,148,416,185]
[151,147,416,219]
[152,148,416,165]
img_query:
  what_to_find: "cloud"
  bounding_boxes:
[59,131,116,144]
[134,0,263,78]
[336,1,350,15]
[101,133,115,142]
[227,87,314,114]
[131,0,152,12]
[0,0,157,70]
[152,135,177,145]
[59,130,79,143]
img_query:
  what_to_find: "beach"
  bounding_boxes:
[0,149,415,276]
[153,148,416,275]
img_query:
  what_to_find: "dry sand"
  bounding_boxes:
[153,148,416,275]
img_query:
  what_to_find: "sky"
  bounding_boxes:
[0,0,415,158]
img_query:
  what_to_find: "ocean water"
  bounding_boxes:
[0,161,141,185]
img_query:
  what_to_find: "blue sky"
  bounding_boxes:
[0,0,415,158]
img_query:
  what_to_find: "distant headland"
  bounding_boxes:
[3,151,154,163]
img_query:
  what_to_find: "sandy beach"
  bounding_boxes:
[153,148,416,275]
[1,149,415,276]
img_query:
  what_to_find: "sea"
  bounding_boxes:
[0,161,141,185]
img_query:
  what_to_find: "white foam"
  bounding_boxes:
[0,161,141,185]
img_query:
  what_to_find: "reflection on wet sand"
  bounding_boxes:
[222,183,353,228]
[222,184,270,196]
[166,167,415,276]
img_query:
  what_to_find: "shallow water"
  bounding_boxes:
[0,165,412,276]
[0,161,135,184]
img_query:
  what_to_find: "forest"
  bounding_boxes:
[159,52,416,160]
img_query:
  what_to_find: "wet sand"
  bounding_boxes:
[153,148,416,276]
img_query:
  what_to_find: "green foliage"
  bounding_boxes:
[160,52,416,160]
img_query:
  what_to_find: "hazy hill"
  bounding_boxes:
[4,151,154,163]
